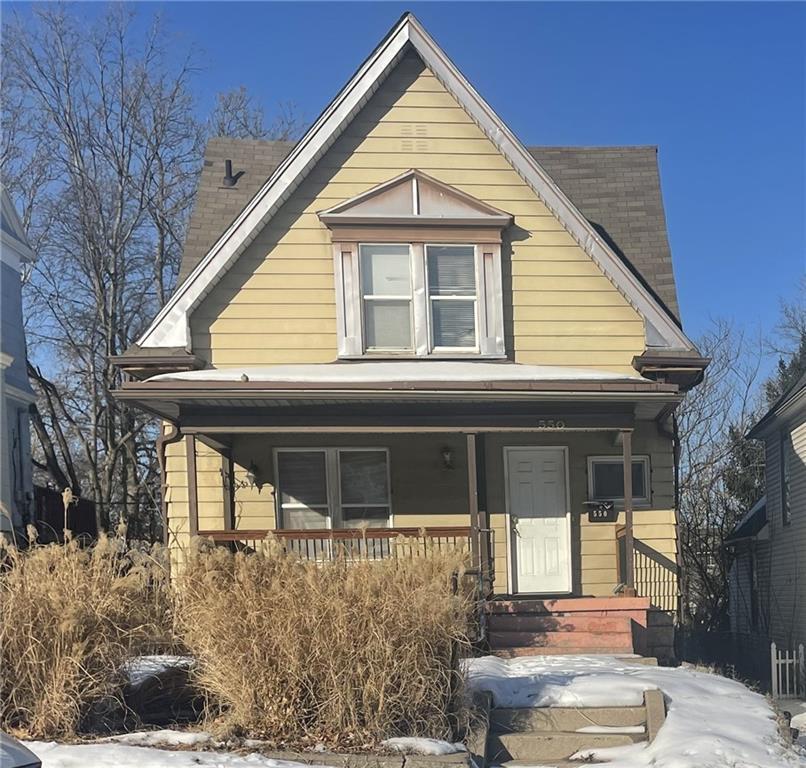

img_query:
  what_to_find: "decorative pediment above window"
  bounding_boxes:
[319,171,511,360]
[318,169,513,231]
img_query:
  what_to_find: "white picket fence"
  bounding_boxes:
[771,642,805,699]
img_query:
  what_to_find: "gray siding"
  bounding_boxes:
[763,420,806,650]
[1,262,33,393]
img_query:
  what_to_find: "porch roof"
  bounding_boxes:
[116,361,680,428]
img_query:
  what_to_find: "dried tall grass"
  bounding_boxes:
[0,529,173,738]
[175,537,474,747]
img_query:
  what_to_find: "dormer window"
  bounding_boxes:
[319,171,511,358]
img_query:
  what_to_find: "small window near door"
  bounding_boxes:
[587,456,650,505]
[276,448,391,529]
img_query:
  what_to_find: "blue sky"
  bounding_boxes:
[10,2,806,349]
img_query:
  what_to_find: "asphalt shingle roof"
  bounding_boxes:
[178,138,680,321]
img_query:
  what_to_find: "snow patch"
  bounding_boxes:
[25,741,321,768]
[576,725,645,734]
[465,654,804,767]
[382,737,466,755]
[148,360,643,385]
[105,728,213,747]
[125,655,194,687]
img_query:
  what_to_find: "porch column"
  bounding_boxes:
[186,434,199,536]
[621,429,635,594]
[223,452,236,531]
[466,433,481,572]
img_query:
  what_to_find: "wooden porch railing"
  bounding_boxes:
[198,526,475,564]
[617,526,680,614]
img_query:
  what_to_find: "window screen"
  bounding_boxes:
[277,451,329,528]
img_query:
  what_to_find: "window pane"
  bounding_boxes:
[360,244,411,296]
[592,461,646,499]
[340,451,389,505]
[427,245,475,295]
[278,451,327,507]
[342,506,390,527]
[283,506,329,530]
[432,300,476,348]
[364,299,412,349]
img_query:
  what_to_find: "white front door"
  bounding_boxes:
[506,447,571,594]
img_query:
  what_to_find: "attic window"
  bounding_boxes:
[319,171,511,359]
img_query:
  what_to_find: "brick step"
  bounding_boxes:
[487,597,651,615]
[488,731,640,762]
[488,614,634,634]
[490,629,634,651]
[491,705,646,733]
[492,646,638,658]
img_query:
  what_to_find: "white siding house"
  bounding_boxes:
[0,189,36,535]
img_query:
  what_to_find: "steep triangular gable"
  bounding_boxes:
[0,189,35,264]
[318,169,513,225]
[137,13,694,352]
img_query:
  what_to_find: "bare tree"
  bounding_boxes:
[1,5,203,537]
[208,86,303,141]
[678,321,764,629]
[2,5,304,540]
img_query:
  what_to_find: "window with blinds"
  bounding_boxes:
[427,245,477,349]
[275,448,391,529]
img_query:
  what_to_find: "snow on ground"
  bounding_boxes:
[25,740,320,768]
[124,655,194,687]
[105,728,214,747]
[382,737,465,755]
[789,702,806,749]
[466,654,806,768]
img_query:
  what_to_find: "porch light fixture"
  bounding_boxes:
[441,446,454,470]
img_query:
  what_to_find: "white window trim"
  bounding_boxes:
[587,455,651,506]
[274,447,393,529]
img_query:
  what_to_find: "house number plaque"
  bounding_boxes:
[585,501,617,523]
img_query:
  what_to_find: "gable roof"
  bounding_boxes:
[318,169,513,226]
[140,12,694,352]
[747,372,806,440]
[178,141,680,318]
[1,188,35,267]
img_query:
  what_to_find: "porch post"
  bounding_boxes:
[466,432,481,571]
[223,452,236,531]
[621,429,635,594]
[186,434,199,537]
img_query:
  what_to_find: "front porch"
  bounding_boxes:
[118,362,682,640]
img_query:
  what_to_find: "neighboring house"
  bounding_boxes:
[0,189,36,536]
[114,14,706,657]
[728,375,806,668]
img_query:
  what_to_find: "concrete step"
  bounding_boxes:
[491,705,646,733]
[487,597,651,616]
[488,614,634,634]
[489,629,634,651]
[488,731,639,762]
[492,646,639,658]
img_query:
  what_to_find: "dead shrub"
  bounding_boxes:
[0,528,174,738]
[175,537,474,747]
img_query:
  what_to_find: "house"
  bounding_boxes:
[113,14,707,658]
[0,188,36,537]
[727,374,806,682]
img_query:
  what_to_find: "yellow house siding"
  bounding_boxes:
[190,53,646,371]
